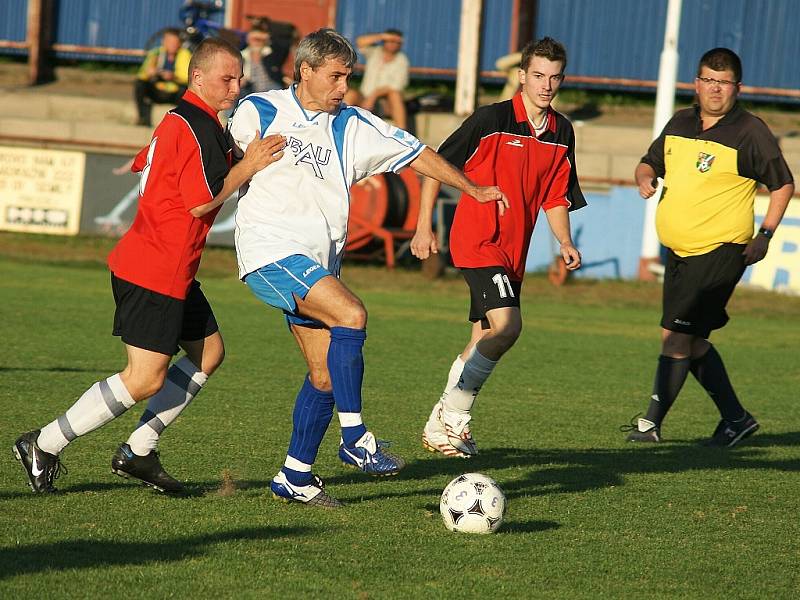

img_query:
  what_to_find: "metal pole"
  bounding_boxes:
[454,0,483,116]
[639,0,682,280]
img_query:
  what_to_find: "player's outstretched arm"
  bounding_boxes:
[189,132,285,217]
[410,176,441,260]
[409,148,509,215]
[544,205,581,271]
[742,181,794,265]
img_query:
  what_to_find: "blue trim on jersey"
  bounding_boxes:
[290,84,323,122]
[246,96,278,134]
[227,94,249,120]
[389,142,424,172]
[331,106,359,187]
[330,106,423,204]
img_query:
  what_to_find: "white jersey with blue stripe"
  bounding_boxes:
[228,85,426,279]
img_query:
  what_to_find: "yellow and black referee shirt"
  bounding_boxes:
[642,103,793,256]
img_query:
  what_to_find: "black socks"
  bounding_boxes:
[644,355,691,427]
[690,345,746,422]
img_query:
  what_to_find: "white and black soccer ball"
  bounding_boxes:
[440,473,506,534]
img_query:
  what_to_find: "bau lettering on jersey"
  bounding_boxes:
[287,136,331,180]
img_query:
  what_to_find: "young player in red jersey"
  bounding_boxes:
[411,37,586,457]
[13,38,285,494]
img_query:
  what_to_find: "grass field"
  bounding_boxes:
[1,234,799,599]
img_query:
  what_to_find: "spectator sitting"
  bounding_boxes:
[134,28,191,127]
[495,51,522,100]
[344,29,409,129]
[241,24,283,95]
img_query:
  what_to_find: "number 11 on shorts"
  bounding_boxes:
[491,273,515,299]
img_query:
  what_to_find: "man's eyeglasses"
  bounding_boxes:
[696,76,739,88]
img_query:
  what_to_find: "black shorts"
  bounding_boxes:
[111,273,219,355]
[661,243,746,338]
[461,266,522,329]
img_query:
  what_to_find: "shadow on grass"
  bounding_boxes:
[5,432,799,502]
[501,519,560,534]
[421,501,560,535]
[0,478,275,500]
[329,430,800,503]
[0,365,113,374]
[0,525,310,579]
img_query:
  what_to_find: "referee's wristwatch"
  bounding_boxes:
[758,226,774,239]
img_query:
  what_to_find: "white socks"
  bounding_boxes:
[440,355,466,402]
[443,347,497,413]
[35,358,209,457]
[126,357,208,456]
[37,374,135,455]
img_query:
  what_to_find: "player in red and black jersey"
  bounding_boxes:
[411,37,586,458]
[13,39,285,494]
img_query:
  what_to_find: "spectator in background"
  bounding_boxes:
[496,51,522,100]
[344,29,409,129]
[240,24,283,95]
[134,28,192,126]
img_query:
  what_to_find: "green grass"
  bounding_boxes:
[1,239,800,599]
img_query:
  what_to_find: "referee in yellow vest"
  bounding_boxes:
[625,48,794,446]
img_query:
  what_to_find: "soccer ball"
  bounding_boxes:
[440,473,506,534]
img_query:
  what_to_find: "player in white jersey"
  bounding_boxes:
[229,28,508,508]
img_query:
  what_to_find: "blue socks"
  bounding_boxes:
[281,326,369,485]
[328,326,368,447]
[282,376,335,486]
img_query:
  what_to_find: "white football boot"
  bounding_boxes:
[422,400,478,458]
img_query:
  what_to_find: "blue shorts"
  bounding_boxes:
[244,255,331,327]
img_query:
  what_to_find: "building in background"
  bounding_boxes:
[2,0,798,102]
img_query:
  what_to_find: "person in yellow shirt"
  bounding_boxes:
[134,29,192,126]
[624,48,794,447]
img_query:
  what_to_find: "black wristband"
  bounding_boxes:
[758,227,774,239]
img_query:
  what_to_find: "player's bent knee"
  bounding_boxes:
[308,372,332,392]
[333,301,367,329]
[128,374,167,402]
[690,337,711,358]
[494,327,521,352]
[204,346,225,376]
[661,330,692,358]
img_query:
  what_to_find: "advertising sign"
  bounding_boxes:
[0,147,86,235]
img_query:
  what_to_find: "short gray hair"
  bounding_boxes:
[293,28,357,82]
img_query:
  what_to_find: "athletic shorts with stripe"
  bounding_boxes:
[111,273,219,355]
[461,266,522,329]
[243,254,332,328]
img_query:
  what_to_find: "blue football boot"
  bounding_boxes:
[270,471,343,508]
[339,431,406,477]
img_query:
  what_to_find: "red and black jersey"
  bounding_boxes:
[108,91,233,299]
[439,92,586,281]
